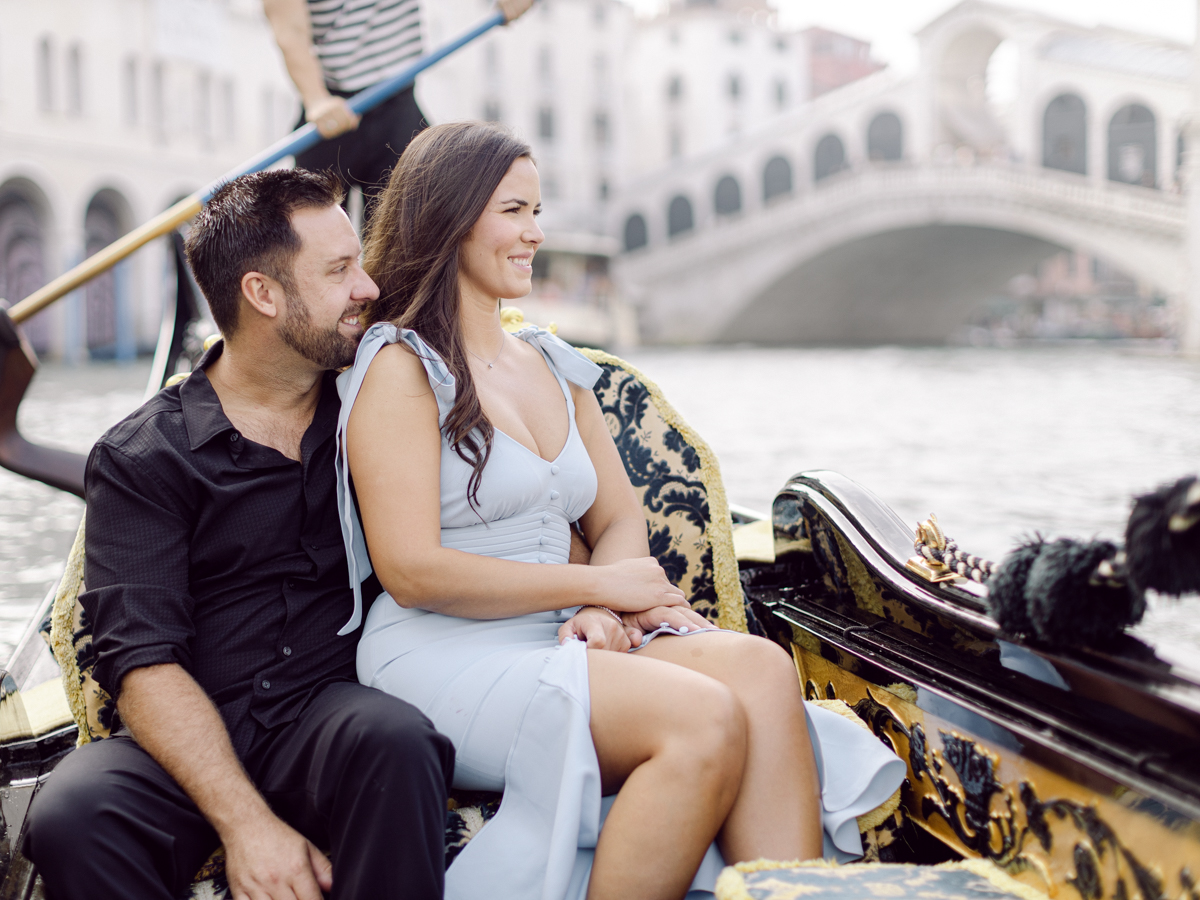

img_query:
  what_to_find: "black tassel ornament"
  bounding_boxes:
[985,537,1044,637]
[1125,475,1200,597]
[1025,539,1143,648]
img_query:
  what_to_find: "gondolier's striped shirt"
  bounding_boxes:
[307,0,422,93]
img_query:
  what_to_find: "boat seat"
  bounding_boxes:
[44,346,896,896]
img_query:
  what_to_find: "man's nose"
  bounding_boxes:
[354,269,381,301]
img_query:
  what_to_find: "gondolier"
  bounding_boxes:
[263,0,535,218]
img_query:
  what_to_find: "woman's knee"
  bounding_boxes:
[723,635,802,699]
[669,678,747,781]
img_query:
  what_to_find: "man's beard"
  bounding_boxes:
[278,295,359,369]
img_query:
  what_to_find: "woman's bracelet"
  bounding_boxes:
[581,604,623,625]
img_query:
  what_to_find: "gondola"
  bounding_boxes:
[0,17,1197,900]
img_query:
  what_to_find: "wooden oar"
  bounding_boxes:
[6,8,506,327]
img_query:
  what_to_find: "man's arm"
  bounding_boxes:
[121,665,332,899]
[82,442,329,900]
[261,0,359,138]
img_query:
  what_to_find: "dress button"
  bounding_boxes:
[542,514,551,524]
[550,490,560,500]
[538,554,548,563]
[261,680,271,690]
[282,646,292,657]
[229,432,240,443]
[551,465,560,475]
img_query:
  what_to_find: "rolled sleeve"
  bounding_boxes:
[80,443,197,699]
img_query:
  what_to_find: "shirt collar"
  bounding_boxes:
[179,340,342,453]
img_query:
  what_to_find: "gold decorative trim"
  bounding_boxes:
[809,699,902,831]
[49,513,91,746]
[576,347,748,634]
[715,857,1052,900]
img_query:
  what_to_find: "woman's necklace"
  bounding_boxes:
[467,332,507,369]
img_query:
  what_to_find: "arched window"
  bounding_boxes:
[84,193,129,358]
[713,175,741,215]
[0,184,49,351]
[813,134,846,182]
[867,112,903,161]
[667,195,693,237]
[762,156,792,201]
[1108,103,1157,188]
[1042,94,1087,174]
[623,213,648,252]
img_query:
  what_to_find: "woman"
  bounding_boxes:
[336,122,904,900]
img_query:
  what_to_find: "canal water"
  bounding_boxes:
[2,343,1198,670]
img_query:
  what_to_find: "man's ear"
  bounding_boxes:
[240,271,282,319]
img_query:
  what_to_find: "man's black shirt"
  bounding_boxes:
[81,342,368,760]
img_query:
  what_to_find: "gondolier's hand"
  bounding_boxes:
[225,812,332,900]
[305,94,360,138]
[593,557,689,613]
[498,0,536,23]
[620,605,714,649]
[558,605,632,651]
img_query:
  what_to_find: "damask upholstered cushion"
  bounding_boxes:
[577,348,747,632]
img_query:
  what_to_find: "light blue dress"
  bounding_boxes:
[335,323,906,900]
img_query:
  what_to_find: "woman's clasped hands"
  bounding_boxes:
[556,557,713,651]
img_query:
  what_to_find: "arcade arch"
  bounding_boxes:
[813,134,846,182]
[667,195,693,237]
[762,155,792,201]
[713,175,741,215]
[0,177,53,352]
[624,213,648,251]
[1108,103,1157,188]
[1042,93,1087,174]
[867,112,903,161]
[83,188,133,357]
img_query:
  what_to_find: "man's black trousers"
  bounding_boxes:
[23,682,455,900]
[295,85,427,219]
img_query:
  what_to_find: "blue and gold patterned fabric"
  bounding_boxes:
[715,860,1049,900]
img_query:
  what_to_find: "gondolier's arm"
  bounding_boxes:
[121,664,332,900]
[262,0,360,139]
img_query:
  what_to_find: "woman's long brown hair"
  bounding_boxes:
[362,122,534,510]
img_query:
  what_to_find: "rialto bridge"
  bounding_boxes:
[613,0,1193,343]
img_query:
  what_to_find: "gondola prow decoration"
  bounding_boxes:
[0,4,517,497]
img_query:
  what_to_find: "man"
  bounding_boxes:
[263,0,535,217]
[23,169,454,900]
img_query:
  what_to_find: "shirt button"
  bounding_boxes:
[542,514,551,523]
[261,680,271,690]
[229,432,240,443]
[551,465,560,475]
[550,490,560,500]
[309,543,319,551]
[286,580,295,590]
[282,646,292,657]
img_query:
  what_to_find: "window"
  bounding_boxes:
[1108,103,1157,188]
[667,75,682,104]
[484,43,499,76]
[867,112,903,162]
[727,73,741,102]
[728,30,743,44]
[151,62,166,142]
[36,37,54,112]
[1042,94,1086,175]
[66,44,83,116]
[122,57,138,126]
[538,46,553,81]
[598,179,609,201]
[593,3,606,26]
[221,78,236,141]
[593,110,610,147]
[623,213,648,251]
[196,70,212,147]
[713,175,741,215]
[667,196,693,237]
[813,134,846,181]
[669,126,682,159]
[483,99,501,122]
[762,155,792,201]
[774,80,787,110]
[538,106,555,141]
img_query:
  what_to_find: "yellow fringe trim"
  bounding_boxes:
[807,699,902,831]
[577,348,747,634]
[885,682,918,703]
[716,857,1052,900]
[49,513,91,746]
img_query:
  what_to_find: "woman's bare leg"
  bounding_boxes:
[636,632,823,863]
[585,649,746,900]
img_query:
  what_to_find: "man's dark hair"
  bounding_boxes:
[185,169,344,336]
